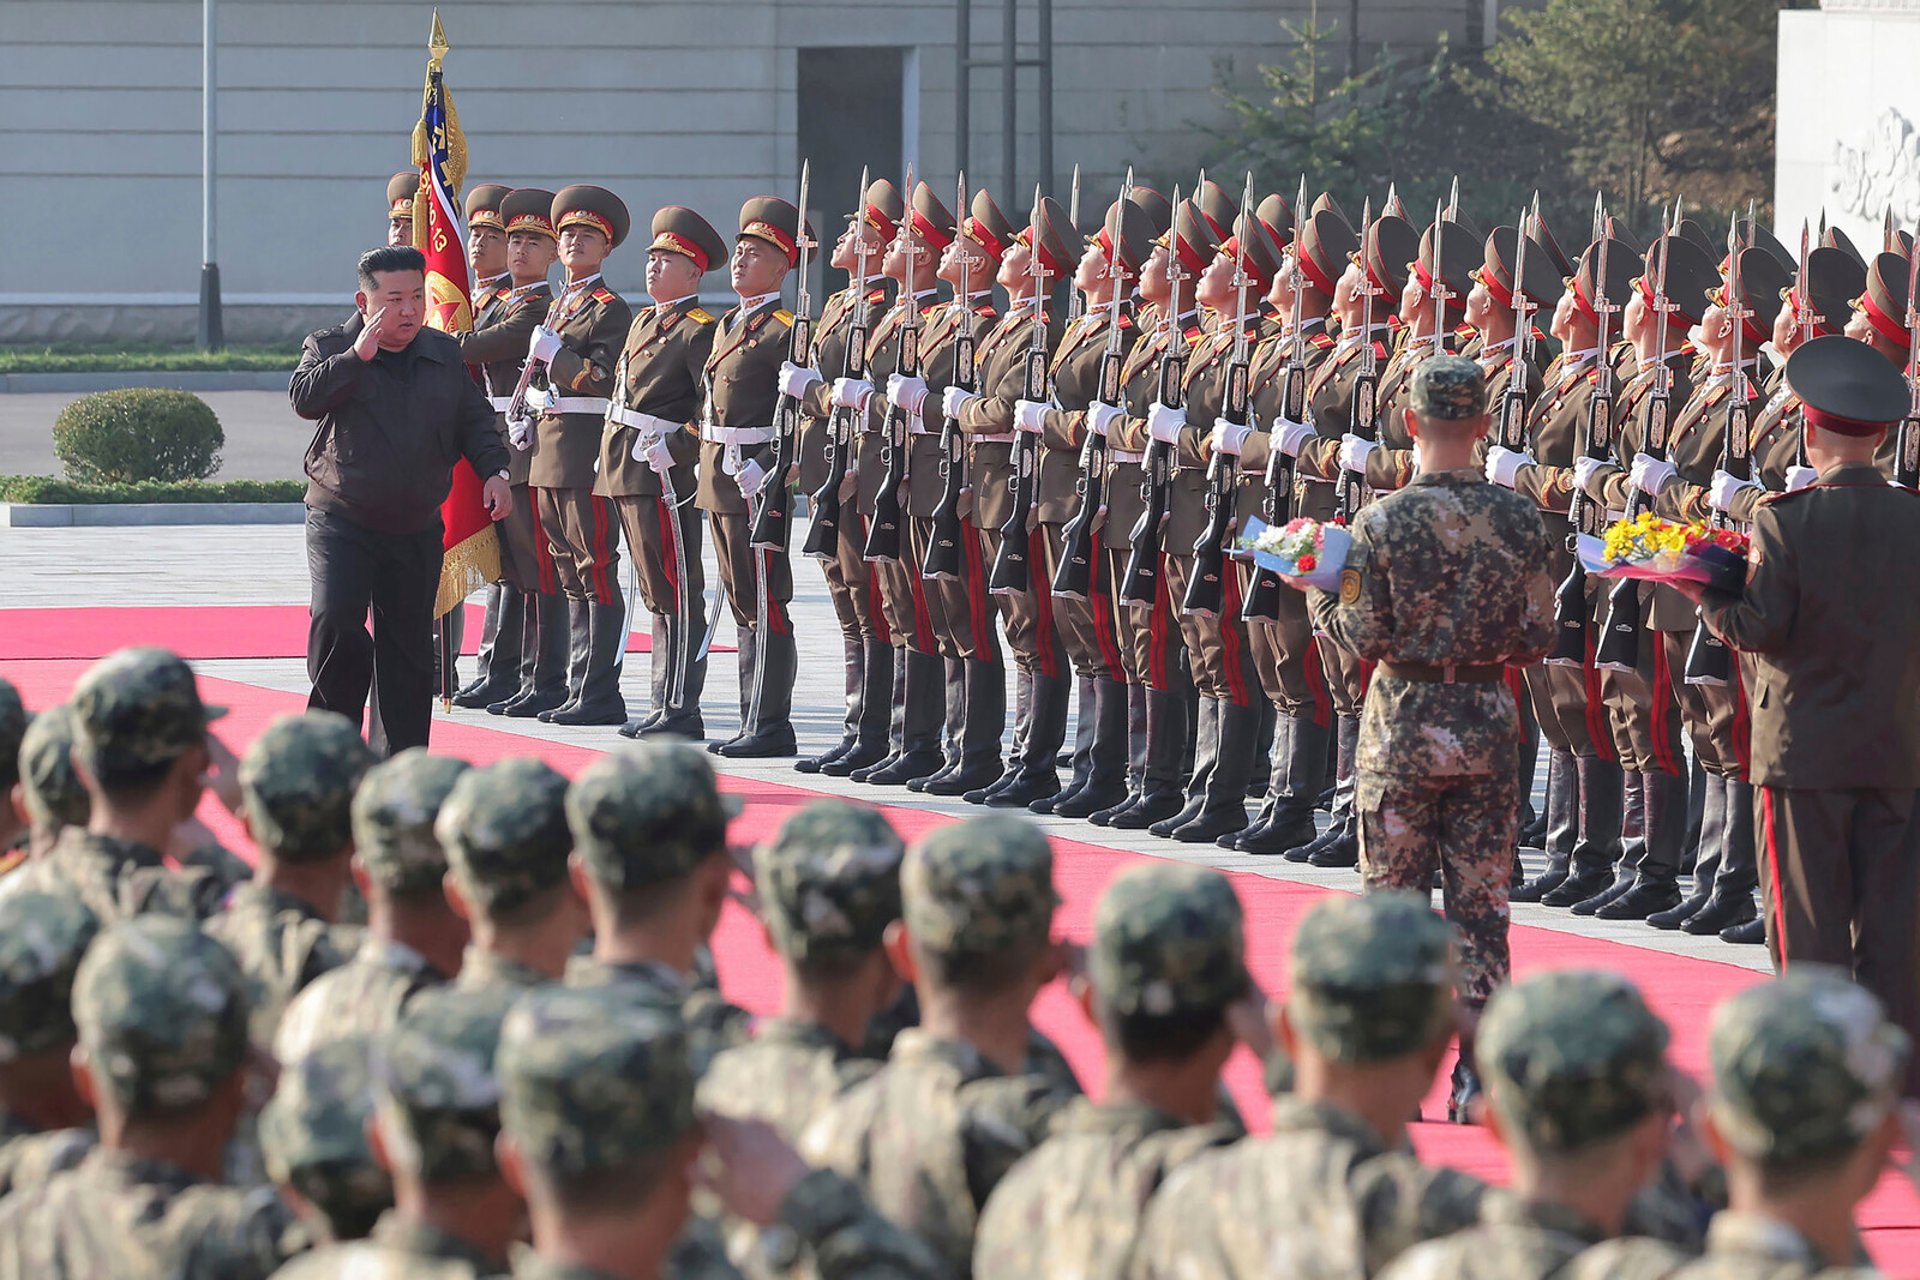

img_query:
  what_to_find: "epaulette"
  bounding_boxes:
[974,302,998,318]
[1453,322,1477,343]
[1182,320,1206,343]
[1309,331,1335,349]
[592,285,617,304]
[688,307,715,325]
[1704,383,1732,407]
[866,285,889,304]
[1117,311,1135,332]
[774,309,794,325]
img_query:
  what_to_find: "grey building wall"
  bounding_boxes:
[0,0,1487,343]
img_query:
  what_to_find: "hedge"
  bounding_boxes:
[0,476,305,505]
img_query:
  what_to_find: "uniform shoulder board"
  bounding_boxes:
[1183,320,1206,342]
[1117,311,1135,331]
[1759,486,1809,507]
[1309,331,1335,349]
[1704,383,1731,407]
[592,285,617,304]
[974,302,998,318]
[688,307,715,325]
[774,308,795,325]
[866,286,889,303]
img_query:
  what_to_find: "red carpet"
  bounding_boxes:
[0,605,733,662]
[5,655,1915,1272]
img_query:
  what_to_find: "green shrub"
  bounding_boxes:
[0,476,303,505]
[51,388,225,485]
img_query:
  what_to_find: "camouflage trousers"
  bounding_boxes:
[1357,765,1518,1012]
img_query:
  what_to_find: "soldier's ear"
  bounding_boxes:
[8,782,27,833]
[1273,1003,1301,1060]
[68,1045,97,1112]
[1403,407,1421,440]
[365,1112,393,1174]
[495,1131,529,1198]
[882,920,917,985]
[443,869,473,924]
[1070,973,1097,1029]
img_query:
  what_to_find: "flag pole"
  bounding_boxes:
[197,0,222,350]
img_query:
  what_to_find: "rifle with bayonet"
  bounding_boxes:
[1182,173,1256,618]
[864,163,919,563]
[1497,205,1537,452]
[1547,194,1617,666]
[1336,197,1380,525]
[751,162,814,550]
[988,187,1053,595]
[1898,229,1920,487]
[801,166,870,560]
[1118,184,1190,606]
[1054,174,1132,602]
[1430,196,1455,356]
[1684,214,1753,686]
[923,173,978,582]
[1241,176,1311,624]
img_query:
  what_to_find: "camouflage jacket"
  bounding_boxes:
[10,828,222,924]
[269,1210,503,1280]
[1579,1211,1870,1280]
[0,1146,305,1280]
[206,881,359,1049]
[699,1019,880,1146]
[564,956,751,1075]
[973,1097,1243,1278]
[1309,470,1557,778]
[1127,1097,1498,1280]
[1375,1195,1615,1280]
[0,1115,92,1199]
[273,936,446,1066]
[799,1029,1082,1279]
[451,947,551,996]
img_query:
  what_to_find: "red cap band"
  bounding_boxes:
[558,210,615,243]
[743,221,798,265]
[910,208,952,251]
[1297,246,1336,297]
[864,203,898,241]
[651,230,708,272]
[1862,289,1909,349]
[1804,403,1893,437]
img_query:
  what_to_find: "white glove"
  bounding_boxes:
[830,377,874,412]
[1485,445,1533,489]
[735,457,767,500]
[1015,400,1049,435]
[1708,468,1761,512]
[887,373,929,416]
[1338,433,1376,473]
[1629,452,1677,495]
[1211,422,1251,456]
[633,434,674,476]
[942,386,978,420]
[1784,465,1818,493]
[527,325,562,365]
[1147,402,1187,445]
[779,361,822,400]
[507,419,534,451]
[1572,455,1610,492]
[1274,418,1316,458]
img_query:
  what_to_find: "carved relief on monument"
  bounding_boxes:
[1830,106,1920,225]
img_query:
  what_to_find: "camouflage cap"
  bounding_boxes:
[350,749,471,893]
[1708,966,1910,1165]
[72,916,250,1115]
[260,1033,392,1236]
[372,985,513,1181]
[238,712,376,862]
[1409,354,1488,421]
[1289,891,1454,1063]
[1090,863,1249,1018]
[0,679,23,790]
[1479,970,1672,1154]
[0,891,99,1060]
[566,742,739,890]
[498,985,696,1175]
[755,800,905,964]
[902,814,1058,959]
[437,758,572,916]
[17,703,90,831]
[69,647,226,781]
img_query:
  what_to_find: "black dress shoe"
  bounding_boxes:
[1307,832,1359,868]
[452,678,516,709]
[1285,820,1346,863]
[984,774,1060,808]
[1088,793,1140,827]
[908,760,958,792]
[1239,810,1320,856]
[1570,875,1636,917]
[1540,868,1613,908]
[1682,890,1756,935]
[714,725,797,758]
[795,739,855,774]
[545,699,627,727]
[1720,915,1767,945]
[822,742,888,777]
[1149,796,1207,838]
[864,748,944,786]
[1447,1061,1483,1125]
[1110,790,1184,830]
[1519,811,1548,849]
[1508,868,1568,904]
[618,712,662,740]
[1170,807,1249,844]
[849,751,901,783]
[1647,891,1709,930]
[926,763,1003,797]
[1594,880,1682,920]
[1052,781,1127,820]
[1027,779,1082,816]
[497,688,567,719]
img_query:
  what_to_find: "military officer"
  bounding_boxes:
[948,200,1074,806]
[520,185,633,727]
[782,180,899,777]
[699,196,804,758]
[601,205,726,741]
[1683,335,1920,1088]
[458,188,561,715]
[1301,355,1555,1113]
[385,171,417,247]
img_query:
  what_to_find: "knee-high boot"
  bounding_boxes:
[1090,682,1149,826]
[1151,697,1220,838]
[547,598,630,726]
[1171,700,1259,842]
[1110,686,1189,830]
[931,659,1006,797]
[1682,776,1758,934]
[1052,677,1130,818]
[864,650,947,784]
[495,592,569,718]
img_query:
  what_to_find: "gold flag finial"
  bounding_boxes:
[429,9,449,66]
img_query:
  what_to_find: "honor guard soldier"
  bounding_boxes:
[781,179,901,777]
[385,171,418,246]
[1231,204,1353,854]
[1486,232,1639,912]
[1844,248,1917,478]
[603,206,726,741]
[521,185,633,727]
[947,199,1074,807]
[1685,336,1920,1089]
[700,196,804,757]
[457,188,559,714]
[1280,210,1418,867]
[1023,197,1154,818]
[903,188,1013,798]
[1146,209,1280,844]
[462,183,512,298]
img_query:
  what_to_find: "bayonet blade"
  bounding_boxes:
[1446,175,1460,220]
[796,159,813,312]
[1069,163,1082,232]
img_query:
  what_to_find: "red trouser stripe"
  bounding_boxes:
[861,518,892,647]
[1649,638,1682,778]
[1218,569,1251,707]
[1581,631,1617,763]
[587,494,616,605]
[1761,785,1786,963]
[530,486,561,596]
[1085,547,1126,681]
[1029,527,1061,679]
[961,517,992,656]
[1729,668,1751,779]
[1305,636,1333,728]
[762,546,790,636]
[1147,561,1172,690]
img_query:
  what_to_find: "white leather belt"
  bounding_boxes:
[488,395,513,412]
[701,424,775,446]
[608,407,681,435]
[1109,448,1145,464]
[542,397,610,417]
[971,431,1015,444]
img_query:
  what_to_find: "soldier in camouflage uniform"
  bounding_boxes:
[1597,969,1905,1280]
[1131,891,1492,1280]
[260,1035,391,1245]
[276,987,524,1278]
[0,915,306,1279]
[275,749,471,1065]
[497,984,941,1280]
[16,648,230,922]
[562,742,750,1064]
[0,679,25,858]
[210,712,373,1048]
[1301,355,1556,1107]
[700,800,905,1141]
[1378,971,1685,1280]
[0,891,99,1197]
[973,862,1252,1277]
[438,757,587,992]
[801,813,1081,1277]
[7,704,89,865]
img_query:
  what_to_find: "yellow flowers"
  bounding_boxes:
[1601,512,1703,571]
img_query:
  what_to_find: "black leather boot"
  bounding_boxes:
[493,591,568,718]
[454,585,526,708]
[1110,685,1189,829]
[1246,701,1276,799]
[546,598,631,726]
[1513,749,1578,902]
[824,639,893,776]
[1238,712,1330,854]
[911,656,969,792]
[1684,777,1758,935]
[797,634,864,772]
[1596,768,1685,919]
[1035,675,1100,814]
[1091,681,1149,826]
[1150,697,1218,837]
[850,649,911,782]
[707,626,756,754]
[987,671,1069,808]
[535,597,592,722]
[1552,756,1626,909]
[929,659,1007,796]
[968,666,1031,803]
[716,622,798,758]
[865,650,947,784]
[1051,678,1130,818]
[1653,768,1725,929]
[1301,714,1360,866]
[1171,701,1258,842]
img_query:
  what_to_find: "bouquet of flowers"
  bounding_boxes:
[1238,516,1350,591]
[1577,512,1748,593]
